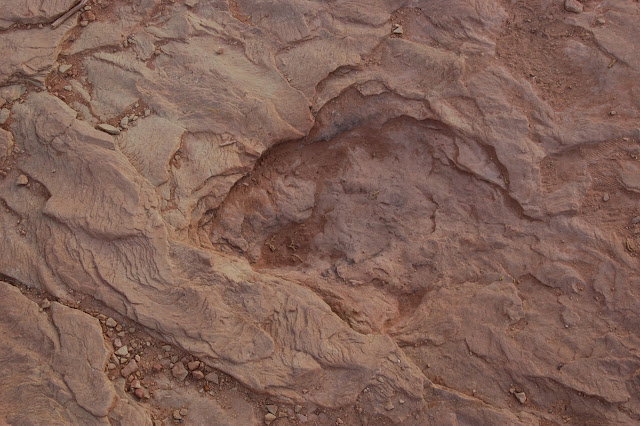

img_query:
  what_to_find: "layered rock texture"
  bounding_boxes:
[1,0,640,424]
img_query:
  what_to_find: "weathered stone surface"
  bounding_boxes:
[0,0,77,29]
[3,0,640,424]
[0,108,9,124]
[153,375,258,425]
[0,128,13,162]
[116,115,184,186]
[0,85,26,103]
[0,281,150,423]
[0,24,71,85]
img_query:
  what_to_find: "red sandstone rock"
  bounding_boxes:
[1,0,640,424]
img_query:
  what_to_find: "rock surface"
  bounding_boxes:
[1,0,640,424]
[0,281,150,424]
[0,127,13,161]
[0,0,77,29]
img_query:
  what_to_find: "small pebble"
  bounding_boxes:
[564,0,583,13]
[134,387,149,399]
[205,372,219,384]
[16,175,28,186]
[171,362,189,382]
[603,193,610,202]
[81,11,96,21]
[266,405,278,415]
[97,124,120,135]
[120,360,138,377]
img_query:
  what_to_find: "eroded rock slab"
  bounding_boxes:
[0,23,72,85]
[0,281,150,424]
[2,92,430,422]
[2,0,640,424]
[0,0,77,29]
